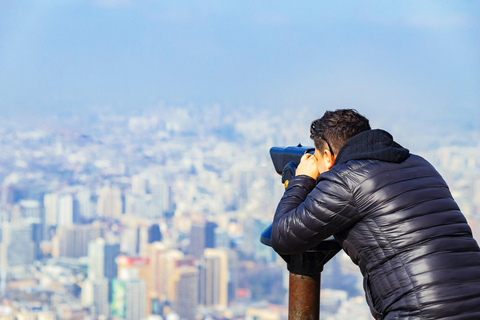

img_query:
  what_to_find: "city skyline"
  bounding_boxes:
[1,108,479,319]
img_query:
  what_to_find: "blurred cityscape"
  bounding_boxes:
[0,105,479,320]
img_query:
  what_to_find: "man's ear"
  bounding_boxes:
[323,149,335,170]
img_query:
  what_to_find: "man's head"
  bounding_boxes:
[310,109,371,173]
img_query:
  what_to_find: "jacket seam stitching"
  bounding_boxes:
[368,218,427,320]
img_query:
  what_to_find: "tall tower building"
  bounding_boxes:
[227,250,240,304]
[148,224,162,243]
[58,193,75,226]
[173,266,198,320]
[97,185,123,219]
[3,223,35,267]
[148,244,185,303]
[31,221,43,260]
[116,255,152,315]
[150,177,172,214]
[120,225,138,256]
[44,193,76,227]
[44,193,58,226]
[76,188,95,221]
[52,224,102,258]
[188,221,217,258]
[110,278,147,320]
[137,226,149,257]
[88,238,120,280]
[82,277,110,319]
[205,221,217,248]
[199,248,229,308]
[105,242,121,280]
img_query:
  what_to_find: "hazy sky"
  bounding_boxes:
[0,0,478,127]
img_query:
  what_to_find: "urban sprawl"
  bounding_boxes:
[1,106,479,320]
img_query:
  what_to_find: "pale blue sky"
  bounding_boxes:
[0,0,478,127]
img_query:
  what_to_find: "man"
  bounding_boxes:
[271,109,480,320]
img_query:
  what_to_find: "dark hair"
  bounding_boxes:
[310,109,371,155]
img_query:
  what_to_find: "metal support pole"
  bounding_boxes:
[289,273,321,320]
[260,224,341,320]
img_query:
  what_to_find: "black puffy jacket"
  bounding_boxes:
[271,129,480,320]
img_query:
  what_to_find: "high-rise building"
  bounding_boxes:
[148,224,162,243]
[44,193,58,227]
[148,243,184,303]
[119,225,136,256]
[150,177,172,214]
[58,193,75,226]
[97,185,123,219]
[76,188,95,221]
[88,237,120,280]
[116,255,152,315]
[137,226,149,257]
[188,221,217,258]
[199,248,229,308]
[111,278,147,320]
[173,266,198,320]
[44,193,76,227]
[31,221,43,260]
[52,224,103,258]
[227,250,240,304]
[105,242,120,280]
[205,221,217,248]
[2,223,34,267]
[82,277,110,319]
[19,200,41,220]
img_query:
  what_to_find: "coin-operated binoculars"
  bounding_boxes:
[261,145,342,320]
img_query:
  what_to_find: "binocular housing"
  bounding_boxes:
[270,145,315,183]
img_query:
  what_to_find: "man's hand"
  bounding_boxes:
[295,153,319,179]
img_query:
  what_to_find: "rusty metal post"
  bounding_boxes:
[261,224,341,320]
[289,273,321,320]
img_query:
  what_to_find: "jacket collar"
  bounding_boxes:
[333,129,410,166]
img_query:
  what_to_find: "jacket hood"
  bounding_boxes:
[333,129,410,166]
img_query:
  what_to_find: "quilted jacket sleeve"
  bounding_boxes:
[271,172,359,254]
